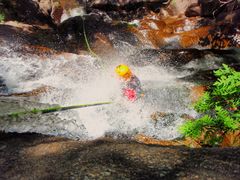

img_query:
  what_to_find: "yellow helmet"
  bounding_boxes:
[115,64,132,79]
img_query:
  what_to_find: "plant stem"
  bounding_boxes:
[3,102,112,118]
[81,17,99,58]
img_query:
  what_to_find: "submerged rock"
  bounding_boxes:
[0,77,7,94]
[128,48,238,67]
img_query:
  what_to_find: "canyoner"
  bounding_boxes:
[115,64,144,102]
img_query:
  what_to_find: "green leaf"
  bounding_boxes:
[180,64,240,147]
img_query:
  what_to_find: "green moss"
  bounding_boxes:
[0,12,5,23]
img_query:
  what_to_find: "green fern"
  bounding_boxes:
[180,64,240,146]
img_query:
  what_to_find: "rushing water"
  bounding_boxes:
[2,42,234,140]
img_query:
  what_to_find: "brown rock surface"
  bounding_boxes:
[189,85,207,103]
[168,0,198,16]
[51,0,86,24]
[130,11,240,49]
[0,132,239,179]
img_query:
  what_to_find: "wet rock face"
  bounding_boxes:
[185,3,201,17]
[128,48,239,68]
[0,133,240,179]
[58,14,140,55]
[0,77,7,94]
[200,23,240,49]
[51,0,86,25]
[33,0,52,16]
[87,0,170,21]
[1,0,86,25]
[198,0,239,18]
[198,0,221,17]
[186,0,240,20]
[88,0,169,7]
[2,0,171,25]
[168,0,198,16]
[1,0,53,25]
[128,48,213,67]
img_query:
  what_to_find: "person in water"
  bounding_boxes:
[115,64,144,102]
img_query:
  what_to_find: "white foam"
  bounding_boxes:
[0,44,195,140]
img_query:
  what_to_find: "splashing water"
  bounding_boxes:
[0,43,197,140]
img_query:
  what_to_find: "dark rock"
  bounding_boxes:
[0,24,30,43]
[0,77,7,94]
[1,0,86,26]
[1,0,170,25]
[185,0,240,21]
[128,48,231,67]
[179,69,217,84]
[185,3,201,17]
[216,8,240,23]
[58,14,140,54]
[179,63,240,84]
[198,0,221,18]
[88,0,169,8]
[199,23,240,49]
[1,0,53,26]
[87,0,170,21]
[199,0,240,19]
[0,23,67,52]
[0,12,139,56]
[0,132,239,179]
[128,48,240,84]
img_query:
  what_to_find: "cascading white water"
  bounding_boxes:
[0,43,197,140]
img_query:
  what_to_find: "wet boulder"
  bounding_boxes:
[88,0,169,7]
[87,0,170,21]
[58,14,140,55]
[185,2,201,17]
[198,0,240,19]
[51,0,86,25]
[1,0,53,25]
[128,48,215,67]
[128,48,240,68]
[129,10,240,49]
[1,0,86,26]
[186,0,240,21]
[166,0,198,16]
[0,77,7,94]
